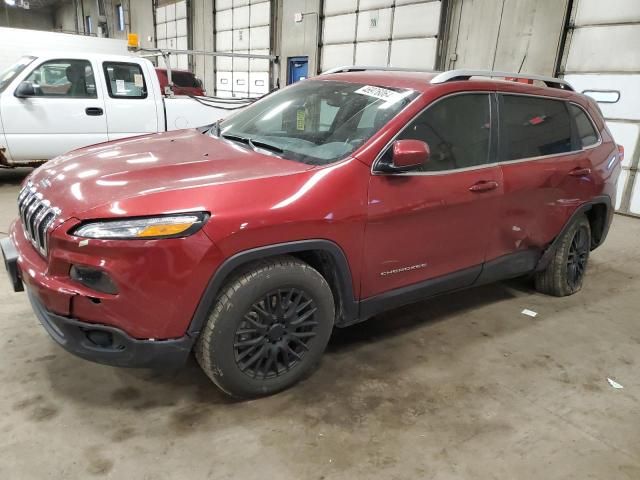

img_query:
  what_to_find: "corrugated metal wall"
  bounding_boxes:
[320,0,443,72]
[561,0,640,215]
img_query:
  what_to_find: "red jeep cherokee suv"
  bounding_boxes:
[1,68,621,398]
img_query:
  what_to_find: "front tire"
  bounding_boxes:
[195,256,335,398]
[535,214,591,297]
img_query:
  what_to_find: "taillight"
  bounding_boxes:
[617,144,625,162]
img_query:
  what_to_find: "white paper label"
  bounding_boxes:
[355,85,402,103]
[116,79,125,93]
[133,74,143,87]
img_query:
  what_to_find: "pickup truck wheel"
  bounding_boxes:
[535,214,591,297]
[195,256,335,398]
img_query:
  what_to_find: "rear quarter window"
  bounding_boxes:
[568,103,599,148]
[501,95,573,160]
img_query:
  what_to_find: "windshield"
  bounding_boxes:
[215,80,418,165]
[0,56,36,93]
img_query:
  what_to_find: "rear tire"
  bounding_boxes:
[535,214,591,297]
[195,256,335,398]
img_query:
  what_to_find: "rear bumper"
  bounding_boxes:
[26,287,194,368]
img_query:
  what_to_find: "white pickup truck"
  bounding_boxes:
[0,52,247,167]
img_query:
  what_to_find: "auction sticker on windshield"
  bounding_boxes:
[355,85,402,103]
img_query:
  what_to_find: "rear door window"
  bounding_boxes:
[103,62,147,98]
[568,104,599,148]
[500,95,573,160]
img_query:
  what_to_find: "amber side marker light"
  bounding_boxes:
[137,223,194,237]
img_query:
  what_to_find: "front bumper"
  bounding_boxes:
[1,237,23,292]
[2,230,199,369]
[25,287,193,368]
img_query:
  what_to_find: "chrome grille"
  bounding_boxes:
[17,181,60,256]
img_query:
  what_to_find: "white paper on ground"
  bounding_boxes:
[521,309,538,317]
[607,378,624,389]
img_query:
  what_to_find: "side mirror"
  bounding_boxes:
[381,139,430,173]
[14,81,36,98]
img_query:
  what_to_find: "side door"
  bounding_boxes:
[362,92,503,300]
[0,58,108,162]
[489,94,596,262]
[100,60,160,140]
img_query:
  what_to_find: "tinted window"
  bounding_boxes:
[569,104,598,148]
[22,59,96,98]
[103,62,147,98]
[384,93,491,172]
[501,95,572,160]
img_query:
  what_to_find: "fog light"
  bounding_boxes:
[70,265,118,294]
[85,330,113,348]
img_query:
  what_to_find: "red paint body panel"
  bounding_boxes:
[363,166,503,297]
[8,72,622,342]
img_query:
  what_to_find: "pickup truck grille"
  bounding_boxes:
[17,181,60,256]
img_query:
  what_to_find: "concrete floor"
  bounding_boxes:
[1,167,639,479]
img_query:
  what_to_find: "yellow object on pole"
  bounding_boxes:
[127,33,139,49]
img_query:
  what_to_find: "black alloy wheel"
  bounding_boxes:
[534,214,591,297]
[566,225,589,290]
[195,256,335,398]
[234,288,319,379]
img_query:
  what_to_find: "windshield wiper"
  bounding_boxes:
[221,133,251,145]
[250,139,284,154]
[221,133,283,155]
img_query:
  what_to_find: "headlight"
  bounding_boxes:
[73,213,208,239]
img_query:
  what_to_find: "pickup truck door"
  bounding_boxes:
[100,60,160,140]
[0,57,108,162]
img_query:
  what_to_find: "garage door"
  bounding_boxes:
[320,0,443,73]
[156,0,189,70]
[214,0,271,98]
[443,0,569,75]
[561,0,640,216]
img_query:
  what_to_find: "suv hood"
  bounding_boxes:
[28,129,314,219]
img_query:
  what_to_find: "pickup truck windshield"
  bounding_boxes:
[0,56,36,93]
[216,80,418,165]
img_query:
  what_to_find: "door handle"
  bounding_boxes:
[469,180,499,192]
[85,107,104,116]
[569,167,591,177]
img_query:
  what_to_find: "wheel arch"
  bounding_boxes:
[536,195,613,271]
[186,239,359,337]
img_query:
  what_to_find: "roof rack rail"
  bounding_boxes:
[430,69,574,91]
[322,65,435,75]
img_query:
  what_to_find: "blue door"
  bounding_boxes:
[287,56,309,85]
